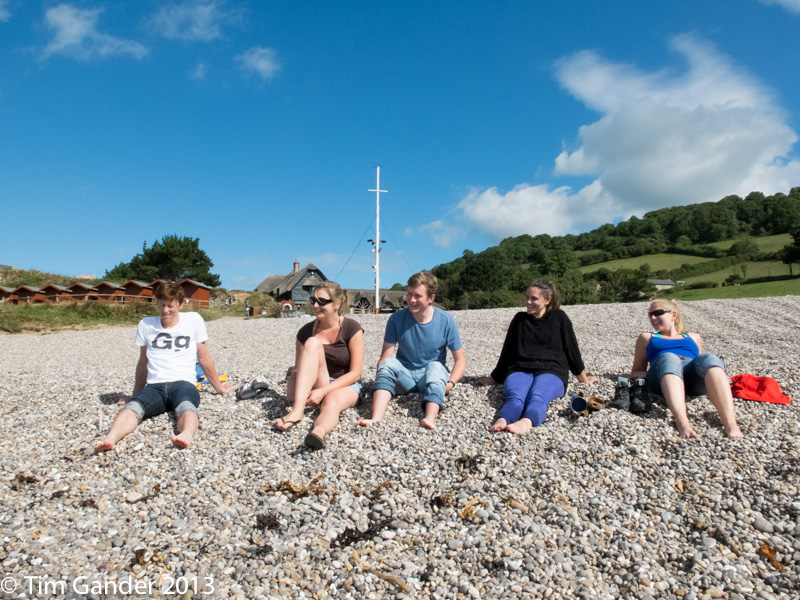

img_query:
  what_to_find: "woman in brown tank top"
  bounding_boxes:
[275,282,365,449]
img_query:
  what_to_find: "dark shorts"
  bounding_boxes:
[123,381,200,422]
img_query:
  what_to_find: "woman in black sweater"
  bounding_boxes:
[477,279,595,433]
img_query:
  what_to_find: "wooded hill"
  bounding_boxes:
[430,189,800,308]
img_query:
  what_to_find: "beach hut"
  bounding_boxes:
[13,286,46,304]
[0,286,18,304]
[121,280,154,303]
[94,281,125,302]
[180,279,211,309]
[66,282,98,301]
[40,284,70,303]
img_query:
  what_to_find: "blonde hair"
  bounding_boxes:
[315,281,348,315]
[651,298,686,334]
[407,271,438,298]
[529,279,560,314]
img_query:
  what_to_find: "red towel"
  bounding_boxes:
[730,374,791,405]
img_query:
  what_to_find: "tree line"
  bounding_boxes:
[431,188,800,309]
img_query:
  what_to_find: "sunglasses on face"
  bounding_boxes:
[309,296,333,306]
[649,309,671,318]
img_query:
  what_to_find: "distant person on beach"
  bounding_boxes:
[630,299,743,439]
[94,282,232,452]
[275,282,364,450]
[477,279,596,434]
[356,271,465,430]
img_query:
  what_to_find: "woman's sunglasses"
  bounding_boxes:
[309,296,333,306]
[648,309,671,317]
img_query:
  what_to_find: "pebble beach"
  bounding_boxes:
[1,296,798,600]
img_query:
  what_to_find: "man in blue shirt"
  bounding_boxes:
[357,271,466,429]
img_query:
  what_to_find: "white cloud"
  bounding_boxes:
[0,1,10,22]
[759,0,800,14]
[42,4,147,60]
[190,61,207,80]
[235,46,280,81]
[150,0,238,42]
[427,34,800,247]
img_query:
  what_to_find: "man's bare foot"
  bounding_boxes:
[724,425,743,440]
[489,418,508,432]
[420,417,438,430]
[171,431,193,448]
[505,418,533,435]
[355,418,381,427]
[94,439,115,453]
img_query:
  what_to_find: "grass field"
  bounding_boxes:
[705,233,791,254]
[579,253,709,274]
[0,303,230,334]
[682,260,792,285]
[670,277,800,300]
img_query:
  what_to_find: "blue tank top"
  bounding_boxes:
[646,333,700,363]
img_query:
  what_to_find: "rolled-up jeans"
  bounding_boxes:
[646,352,726,396]
[373,357,450,407]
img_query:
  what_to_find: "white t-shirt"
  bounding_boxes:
[135,312,208,384]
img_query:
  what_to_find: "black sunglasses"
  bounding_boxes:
[309,296,333,306]
[648,309,671,317]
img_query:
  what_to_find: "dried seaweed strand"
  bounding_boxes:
[352,549,410,593]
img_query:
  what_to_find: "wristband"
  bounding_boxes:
[447,380,457,388]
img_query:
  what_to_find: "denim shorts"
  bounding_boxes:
[123,381,200,422]
[646,352,726,397]
[373,357,450,407]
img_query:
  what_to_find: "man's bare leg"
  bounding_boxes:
[356,389,392,426]
[171,411,199,449]
[94,409,139,452]
[420,402,440,430]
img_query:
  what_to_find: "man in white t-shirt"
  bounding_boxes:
[94,282,232,452]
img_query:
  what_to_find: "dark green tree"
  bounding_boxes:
[105,235,221,286]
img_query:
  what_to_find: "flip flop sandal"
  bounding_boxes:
[251,376,269,391]
[304,432,325,450]
[236,376,270,400]
[274,418,301,431]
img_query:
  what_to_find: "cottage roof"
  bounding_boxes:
[646,279,678,286]
[0,286,14,293]
[94,281,123,290]
[256,263,327,294]
[12,286,42,293]
[41,284,68,292]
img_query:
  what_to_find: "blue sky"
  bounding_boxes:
[2,1,800,291]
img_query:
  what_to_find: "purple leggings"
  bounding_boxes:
[500,372,565,427]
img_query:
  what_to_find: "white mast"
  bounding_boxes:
[368,166,387,314]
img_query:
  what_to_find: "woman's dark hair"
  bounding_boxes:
[528,279,559,314]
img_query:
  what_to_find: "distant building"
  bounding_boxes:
[647,279,685,290]
[256,260,328,309]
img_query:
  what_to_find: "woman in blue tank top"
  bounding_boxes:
[630,299,742,440]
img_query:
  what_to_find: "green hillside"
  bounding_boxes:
[580,253,708,274]
[430,189,800,308]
